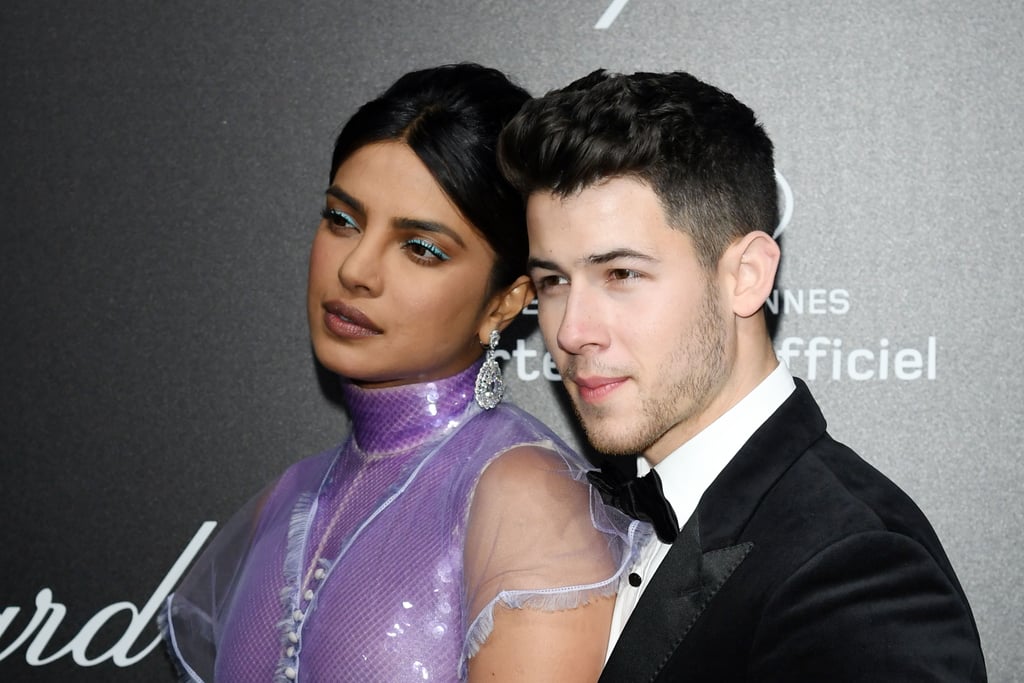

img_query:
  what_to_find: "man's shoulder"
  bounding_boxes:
[749,432,940,552]
[732,378,936,551]
[702,428,965,622]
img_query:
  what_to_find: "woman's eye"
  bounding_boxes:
[404,238,450,263]
[321,207,358,232]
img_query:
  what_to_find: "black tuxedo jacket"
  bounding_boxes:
[600,380,986,682]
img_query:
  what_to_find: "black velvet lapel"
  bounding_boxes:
[600,517,753,682]
[698,379,826,550]
[599,380,825,681]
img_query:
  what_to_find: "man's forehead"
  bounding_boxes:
[527,176,656,211]
[527,181,675,240]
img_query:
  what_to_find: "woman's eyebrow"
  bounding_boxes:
[325,185,366,214]
[394,218,466,248]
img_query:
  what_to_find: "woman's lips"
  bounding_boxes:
[323,300,382,338]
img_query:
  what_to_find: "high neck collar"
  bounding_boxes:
[340,359,481,457]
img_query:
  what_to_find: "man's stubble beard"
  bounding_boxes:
[572,281,727,457]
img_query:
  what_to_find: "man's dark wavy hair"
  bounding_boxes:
[498,69,777,270]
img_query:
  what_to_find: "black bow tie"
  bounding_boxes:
[587,466,680,544]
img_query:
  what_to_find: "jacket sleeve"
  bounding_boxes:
[750,530,986,682]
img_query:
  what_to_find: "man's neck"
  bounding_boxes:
[644,352,781,466]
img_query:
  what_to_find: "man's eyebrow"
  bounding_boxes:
[394,218,466,249]
[528,249,657,272]
[584,248,656,265]
[528,257,561,272]
[325,186,365,214]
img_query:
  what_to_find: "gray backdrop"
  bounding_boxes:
[2,1,1021,681]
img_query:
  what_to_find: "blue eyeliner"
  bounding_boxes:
[321,207,357,228]
[406,238,450,261]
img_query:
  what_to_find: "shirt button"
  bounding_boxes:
[288,632,299,644]
[293,609,304,622]
[314,568,326,581]
[286,646,295,657]
[284,666,297,679]
[304,589,314,601]
[628,572,642,587]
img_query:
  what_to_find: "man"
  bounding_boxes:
[498,70,986,681]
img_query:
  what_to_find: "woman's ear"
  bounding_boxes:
[478,275,535,341]
[724,231,780,318]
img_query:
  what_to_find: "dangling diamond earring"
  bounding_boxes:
[474,329,504,410]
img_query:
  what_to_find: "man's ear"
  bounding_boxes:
[477,275,535,341]
[723,231,780,318]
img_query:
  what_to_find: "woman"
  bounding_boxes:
[163,64,637,682]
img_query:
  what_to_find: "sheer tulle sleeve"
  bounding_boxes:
[461,442,641,662]
[161,484,271,682]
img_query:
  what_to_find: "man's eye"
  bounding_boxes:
[608,268,641,281]
[535,274,568,291]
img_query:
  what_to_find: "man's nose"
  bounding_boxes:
[555,284,608,355]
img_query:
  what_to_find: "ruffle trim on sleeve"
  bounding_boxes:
[460,517,650,669]
[159,593,208,683]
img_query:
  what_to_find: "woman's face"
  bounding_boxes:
[308,141,504,388]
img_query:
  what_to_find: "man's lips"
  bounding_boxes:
[323,300,382,338]
[572,375,628,402]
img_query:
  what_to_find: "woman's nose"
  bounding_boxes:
[337,235,382,295]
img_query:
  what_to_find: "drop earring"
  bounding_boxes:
[474,329,504,410]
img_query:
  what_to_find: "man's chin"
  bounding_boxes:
[580,421,648,457]
[568,397,644,454]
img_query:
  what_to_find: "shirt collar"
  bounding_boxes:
[637,362,796,530]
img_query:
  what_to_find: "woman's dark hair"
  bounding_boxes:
[330,63,531,292]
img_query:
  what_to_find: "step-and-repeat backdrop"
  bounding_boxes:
[3,1,1021,680]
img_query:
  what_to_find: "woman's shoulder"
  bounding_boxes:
[467,402,581,463]
[278,443,340,478]
[262,442,346,507]
[471,442,592,530]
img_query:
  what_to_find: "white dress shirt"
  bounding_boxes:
[605,362,796,660]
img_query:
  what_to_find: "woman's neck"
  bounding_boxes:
[339,359,481,456]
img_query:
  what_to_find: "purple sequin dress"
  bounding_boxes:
[164,361,638,682]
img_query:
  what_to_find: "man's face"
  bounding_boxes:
[527,177,733,463]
